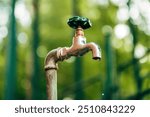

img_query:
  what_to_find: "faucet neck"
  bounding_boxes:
[75,27,84,37]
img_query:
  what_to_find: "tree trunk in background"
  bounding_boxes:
[127,0,142,99]
[129,20,142,98]
[103,31,113,100]
[31,0,40,99]
[5,0,17,99]
[72,0,84,100]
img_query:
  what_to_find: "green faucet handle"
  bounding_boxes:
[67,16,92,29]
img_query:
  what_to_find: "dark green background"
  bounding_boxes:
[0,0,149,100]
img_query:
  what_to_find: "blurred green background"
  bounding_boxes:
[0,0,150,100]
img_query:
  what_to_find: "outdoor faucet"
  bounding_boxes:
[57,16,101,61]
[57,27,101,60]
[44,16,101,99]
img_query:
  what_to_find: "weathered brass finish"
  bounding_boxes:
[44,17,101,100]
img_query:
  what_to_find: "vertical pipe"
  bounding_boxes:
[44,49,59,100]
[5,0,17,99]
[74,58,84,99]
[45,69,57,100]
[103,29,113,100]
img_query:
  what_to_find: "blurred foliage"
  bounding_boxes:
[0,0,150,100]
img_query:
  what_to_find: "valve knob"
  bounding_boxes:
[67,16,92,29]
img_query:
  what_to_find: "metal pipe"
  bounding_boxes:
[44,49,59,100]
[57,27,101,60]
[44,17,101,100]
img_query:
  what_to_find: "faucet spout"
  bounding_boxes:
[84,42,101,60]
[57,27,101,61]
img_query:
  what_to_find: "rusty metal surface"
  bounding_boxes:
[44,17,101,100]
[57,27,101,60]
